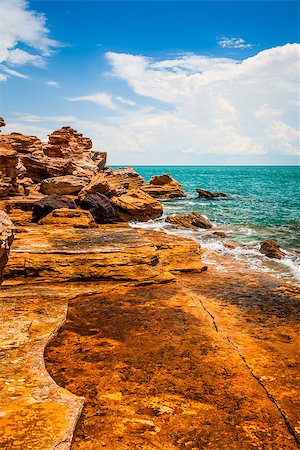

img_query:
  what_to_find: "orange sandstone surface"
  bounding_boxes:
[0,125,299,450]
[0,220,299,449]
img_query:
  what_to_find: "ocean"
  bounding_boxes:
[117,166,300,285]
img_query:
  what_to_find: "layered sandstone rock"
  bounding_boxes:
[78,167,144,200]
[166,211,213,229]
[111,189,163,222]
[39,208,96,228]
[41,175,89,195]
[0,125,107,192]
[0,147,19,196]
[197,189,227,199]
[260,240,285,259]
[142,174,185,199]
[0,211,15,283]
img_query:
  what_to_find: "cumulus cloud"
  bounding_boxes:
[0,0,60,80]
[102,44,299,158]
[217,37,253,49]
[68,92,116,110]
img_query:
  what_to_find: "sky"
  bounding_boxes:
[0,0,299,165]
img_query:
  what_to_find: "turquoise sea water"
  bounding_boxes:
[118,166,300,284]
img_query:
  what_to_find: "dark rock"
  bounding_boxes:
[166,212,212,229]
[259,240,285,259]
[79,193,119,224]
[197,189,227,199]
[33,194,77,221]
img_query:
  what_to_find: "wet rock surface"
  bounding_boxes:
[260,240,285,259]
[166,211,213,229]
[197,189,227,199]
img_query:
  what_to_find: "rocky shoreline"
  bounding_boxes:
[0,122,299,449]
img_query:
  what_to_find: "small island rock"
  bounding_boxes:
[197,189,227,199]
[166,212,212,229]
[142,174,186,200]
[260,240,285,259]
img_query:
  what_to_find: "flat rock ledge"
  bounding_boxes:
[0,222,206,450]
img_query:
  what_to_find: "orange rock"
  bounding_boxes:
[110,188,163,222]
[39,208,96,228]
[0,211,15,283]
[0,147,19,196]
[78,167,144,199]
[142,174,186,199]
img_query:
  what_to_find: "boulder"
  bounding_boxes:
[259,240,285,259]
[32,194,77,221]
[0,211,15,283]
[142,174,185,199]
[39,208,96,228]
[166,212,212,229]
[0,117,5,130]
[197,189,227,199]
[79,193,119,224]
[0,147,19,196]
[41,175,89,195]
[110,189,163,222]
[78,167,144,200]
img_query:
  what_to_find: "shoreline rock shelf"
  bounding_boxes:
[0,122,299,450]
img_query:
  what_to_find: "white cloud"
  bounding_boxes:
[68,92,116,110]
[217,37,254,49]
[6,44,299,164]
[115,96,136,106]
[46,80,60,88]
[101,44,299,159]
[0,0,60,80]
[0,65,29,79]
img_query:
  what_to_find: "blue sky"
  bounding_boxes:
[0,0,299,165]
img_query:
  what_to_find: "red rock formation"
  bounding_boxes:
[0,211,15,283]
[0,147,19,196]
[78,167,144,199]
[0,126,107,190]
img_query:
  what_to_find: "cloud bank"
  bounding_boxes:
[98,44,299,159]
[0,0,60,80]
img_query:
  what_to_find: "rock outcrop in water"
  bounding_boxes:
[166,211,213,229]
[142,174,186,199]
[260,240,285,259]
[197,189,227,199]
